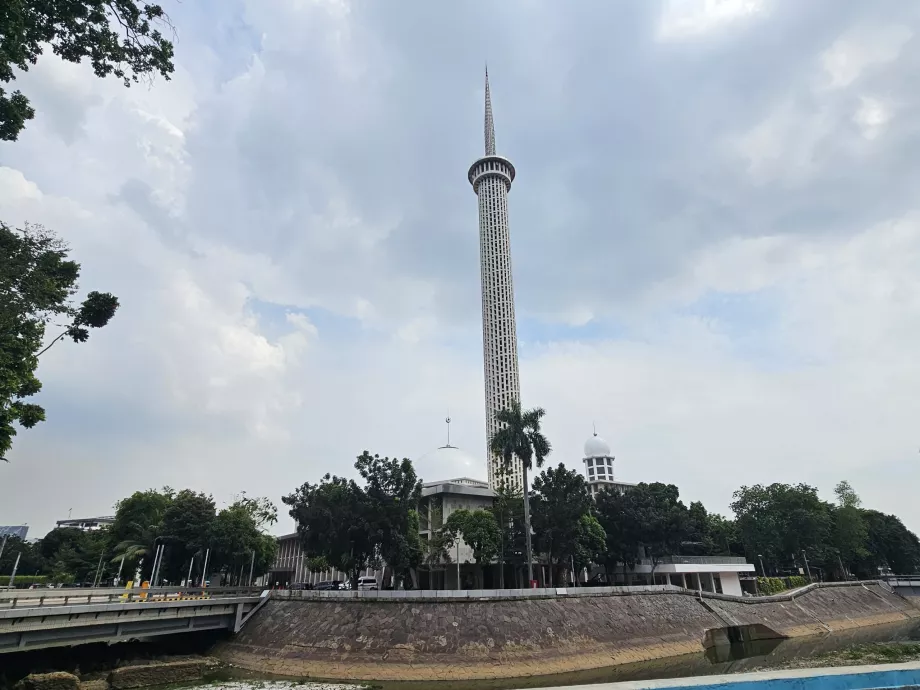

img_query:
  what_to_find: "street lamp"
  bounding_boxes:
[801,550,813,582]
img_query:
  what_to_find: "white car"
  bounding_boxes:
[357,576,378,591]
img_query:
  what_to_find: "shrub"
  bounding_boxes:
[5,575,49,587]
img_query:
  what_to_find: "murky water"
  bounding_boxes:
[207,620,920,690]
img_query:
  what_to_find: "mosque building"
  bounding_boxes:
[267,71,754,595]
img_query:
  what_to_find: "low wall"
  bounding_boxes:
[216,582,920,681]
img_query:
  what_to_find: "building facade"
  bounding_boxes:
[469,70,523,492]
[55,516,115,531]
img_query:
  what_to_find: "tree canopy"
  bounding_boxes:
[0,223,119,461]
[489,399,552,583]
[1,0,175,141]
[531,463,599,584]
[284,451,425,589]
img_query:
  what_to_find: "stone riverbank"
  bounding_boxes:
[216,582,920,681]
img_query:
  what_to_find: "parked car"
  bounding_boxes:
[314,580,342,591]
[357,576,378,591]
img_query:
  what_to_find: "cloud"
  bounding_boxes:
[1,0,919,540]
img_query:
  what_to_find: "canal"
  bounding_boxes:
[4,621,920,690]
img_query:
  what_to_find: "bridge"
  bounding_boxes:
[0,586,266,653]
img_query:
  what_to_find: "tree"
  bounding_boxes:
[630,483,690,577]
[283,474,377,590]
[1,0,175,141]
[109,487,174,581]
[489,466,526,588]
[572,514,606,583]
[0,223,119,461]
[0,535,45,576]
[489,399,552,584]
[355,451,422,588]
[530,463,595,585]
[595,488,639,582]
[160,490,216,584]
[854,510,920,577]
[731,483,832,573]
[209,496,278,585]
[444,509,501,588]
[832,480,868,578]
[595,483,689,583]
[37,527,107,584]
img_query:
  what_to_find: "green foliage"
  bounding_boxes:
[489,400,553,478]
[306,555,329,573]
[8,575,48,586]
[531,464,598,582]
[854,509,920,577]
[355,451,422,585]
[489,466,527,586]
[489,399,552,580]
[0,0,176,141]
[0,535,45,575]
[595,482,690,579]
[0,223,119,460]
[573,514,607,576]
[445,509,501,569]
[731,483,832,570]
[109,487,174,580]
[209,498,278,583]
[283,473,377,589]
[757,575,807,594]
[285,452,425,589]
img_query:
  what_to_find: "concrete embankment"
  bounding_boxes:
[216,582,920,681]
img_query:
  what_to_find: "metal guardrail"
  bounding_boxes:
[0,586,261,610]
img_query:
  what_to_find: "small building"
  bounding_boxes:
[55,516,115,531]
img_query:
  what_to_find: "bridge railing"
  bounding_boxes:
[0,586,262,609]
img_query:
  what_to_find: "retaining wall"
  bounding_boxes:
[216,582,920,681]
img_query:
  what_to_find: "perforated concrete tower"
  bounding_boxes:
[467,69,522,492]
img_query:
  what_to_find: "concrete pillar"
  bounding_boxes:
[681,573,687,588]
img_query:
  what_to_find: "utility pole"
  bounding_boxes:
[248,550,255,587]
[802,550,813,582]
[92,551,105,588]
[186,556,195,588]
[200,548,210,588]
[837,553,847,581]
[758,554,766,577]
[116,553,126,586]
[0,534,7,564]
[9,553,21,588]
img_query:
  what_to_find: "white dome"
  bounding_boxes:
[584,434,612,459]
[415,445,484,482]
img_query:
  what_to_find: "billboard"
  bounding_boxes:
[0,526,29,540]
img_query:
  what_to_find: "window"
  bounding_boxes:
[587,459,593,467]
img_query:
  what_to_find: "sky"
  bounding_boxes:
[2,0,920,539]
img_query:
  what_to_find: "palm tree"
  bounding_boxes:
[489,399,552,584]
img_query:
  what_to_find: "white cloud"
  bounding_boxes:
[657,0,766,41]
[853,96,891,140]
[822,25,913,89]
[2,1,920,543]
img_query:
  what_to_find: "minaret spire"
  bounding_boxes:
[484,65,496,155]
